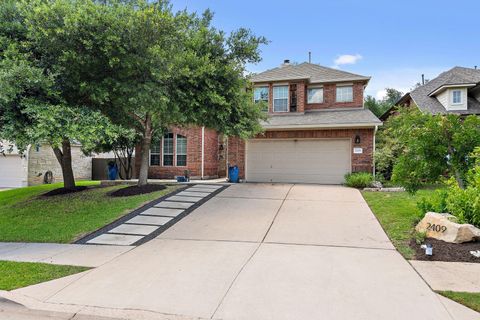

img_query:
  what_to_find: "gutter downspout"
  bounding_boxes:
[201,126,205,179]
[373,125,377,178]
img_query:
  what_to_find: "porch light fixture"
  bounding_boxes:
[354,135,361,144]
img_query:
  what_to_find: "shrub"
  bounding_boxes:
[417,148,480,228]
[344,172,373,188]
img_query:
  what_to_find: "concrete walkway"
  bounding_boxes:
[82,184,225,246]
[2,184,479,320]
[411,260,480,292]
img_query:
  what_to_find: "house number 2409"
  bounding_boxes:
[426,223,447,233]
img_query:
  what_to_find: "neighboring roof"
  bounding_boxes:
[251,62,370,84]
[261,109,382,130]
[409,66,480,115]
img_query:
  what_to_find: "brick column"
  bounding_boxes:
[296,81,305,113]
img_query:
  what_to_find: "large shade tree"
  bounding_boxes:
[0,0,113,189]
[21,0,267,186]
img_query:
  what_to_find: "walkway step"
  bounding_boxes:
[141,207,183,217]
[87,234,142,246]
[167,195,204,203]
[177,191,210,197]
[126,215,172,226]
[109,224,159,236]
[155,201,193,209]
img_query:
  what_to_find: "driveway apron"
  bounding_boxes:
[11,183,472,320]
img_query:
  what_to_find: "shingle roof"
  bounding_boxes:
[251,62,370,84]
[261,109,382,129]
[410,67,480,115]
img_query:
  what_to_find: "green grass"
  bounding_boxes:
[0,260,89,291]
[437,291,480,313]
[0,181,179,243]
[361,188,439,259]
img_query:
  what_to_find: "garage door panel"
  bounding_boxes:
[246,139,351,184]
[0,155,25,188]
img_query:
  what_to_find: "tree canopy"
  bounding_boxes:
[15,0,267,185]
[364,88,403,117]
[1,0,267,186]
[377,107,480,192]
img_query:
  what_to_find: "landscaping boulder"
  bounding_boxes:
[416,212,480,244]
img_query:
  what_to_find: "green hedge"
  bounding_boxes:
[344,172,373,188]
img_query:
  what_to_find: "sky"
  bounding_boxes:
[170,0,480,99]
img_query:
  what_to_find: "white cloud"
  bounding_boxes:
[333,54,363,67]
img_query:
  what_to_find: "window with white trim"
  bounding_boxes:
[273,86,289,112]
[254,87,269,103]
[307,87,324,103]
[452,90,462,104]
[150,143,160,166]
[336,85,353,102]
[163,133,174,166]
[176,135,187,166]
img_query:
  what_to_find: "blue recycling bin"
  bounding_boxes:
[228,165,239,183]
[107,161,118,180]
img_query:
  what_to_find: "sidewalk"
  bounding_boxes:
[411,260,480,292]
[0,243,132,267]
[0,296,122,320]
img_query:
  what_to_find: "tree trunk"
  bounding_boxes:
[52,139,76,189]
[137,115,152,187]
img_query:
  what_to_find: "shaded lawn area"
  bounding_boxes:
[362,188,439,259]
[0,181,179,243]
[438,291,480,313]
[0,260,89,291]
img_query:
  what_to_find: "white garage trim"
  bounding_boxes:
[246,138,352,184]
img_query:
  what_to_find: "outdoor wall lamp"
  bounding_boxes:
[354,135,361,144]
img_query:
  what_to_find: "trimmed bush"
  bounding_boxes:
[344,172,373,188]
[417,148,480,228]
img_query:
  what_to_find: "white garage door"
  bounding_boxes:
[246,139,351,184]
[0,155,25,188]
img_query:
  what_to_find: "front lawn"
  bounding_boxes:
[0,181,179,243]
[0,260,89,291]
[438,291,480,313]
[362,188,439,259]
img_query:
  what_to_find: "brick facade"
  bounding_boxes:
[135,126,227,179]
[305,82,365,110]
[258,80,365,114]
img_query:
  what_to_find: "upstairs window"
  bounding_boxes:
[307,87,324,103]
[254,87,269,103]
[452,90,462,104]
[163,133,174,166]
[336,85,353,102]
[150,143,160,166]
[273,86,289,112]
[176,135,187,166]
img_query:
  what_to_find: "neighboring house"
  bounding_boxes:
[0,142,92,188]
[139,60,382,184]
[381,66,480,120]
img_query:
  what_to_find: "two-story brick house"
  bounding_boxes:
[139,61,381,184]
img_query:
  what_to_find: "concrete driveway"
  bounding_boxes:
[8,184,477,320]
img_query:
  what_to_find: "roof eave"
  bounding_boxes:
[262,122,382,131]
[428,83,477,97]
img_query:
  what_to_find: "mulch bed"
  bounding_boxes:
[410,238,480,263]
[109,184,166,197]
[41,186,88,197]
